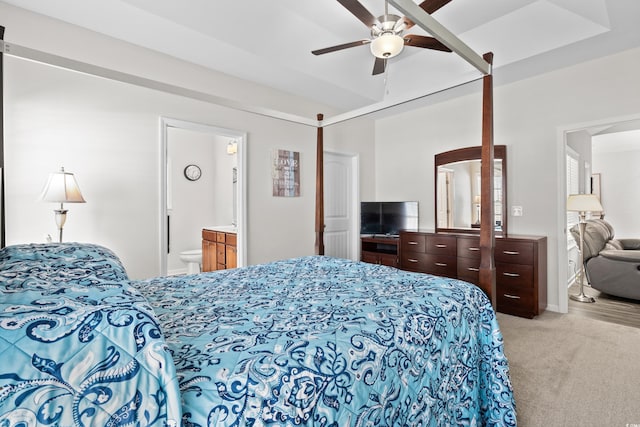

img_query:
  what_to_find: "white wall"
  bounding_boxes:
[1,3,376,279]
[592,148,640,238]
[375,46,640,313]
[566,130,593,194]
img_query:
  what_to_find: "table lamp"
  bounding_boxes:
[40,167,86,242]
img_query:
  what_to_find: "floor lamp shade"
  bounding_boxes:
[566,194,603,213]
[567,193,603,303]
[40,167,86,242]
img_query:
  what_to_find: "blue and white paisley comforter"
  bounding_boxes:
[135,256,516,427]
[0,243,182,427]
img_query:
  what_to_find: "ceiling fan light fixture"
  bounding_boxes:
[370,33,404,59]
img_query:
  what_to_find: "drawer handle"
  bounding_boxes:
[467,267,480,272]
[435,262,448,267]
[503,272,520,277]
[468,247,480,251]
[436,244,448,248]
[408,241,419,245]
[408,258,419,263]
[503,250,520,255]
[503,294,521,300]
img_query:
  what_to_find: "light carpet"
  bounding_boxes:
[497,311,640,427]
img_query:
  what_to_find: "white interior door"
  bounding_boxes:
[324,151,358,260]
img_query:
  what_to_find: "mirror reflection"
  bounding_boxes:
[435,146,506,234]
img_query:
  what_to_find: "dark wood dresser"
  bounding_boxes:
[399,231,547,318]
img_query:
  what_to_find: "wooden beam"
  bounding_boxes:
[479,52,496,306]
[315,113,325,255]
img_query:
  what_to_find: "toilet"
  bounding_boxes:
[179,249,202,275]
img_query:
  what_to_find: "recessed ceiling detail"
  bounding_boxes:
[2,0,636,115]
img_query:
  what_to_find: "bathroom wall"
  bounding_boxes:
[167,128,236,274]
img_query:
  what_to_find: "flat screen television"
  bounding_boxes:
[360,201,418,237]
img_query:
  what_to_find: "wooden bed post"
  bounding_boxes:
[0,26,5,249]
[315,113,325,255]
[479,52,496,307]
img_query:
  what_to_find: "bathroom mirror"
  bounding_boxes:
[435,145,507,235]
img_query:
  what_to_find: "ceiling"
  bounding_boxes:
[2,0,640,116]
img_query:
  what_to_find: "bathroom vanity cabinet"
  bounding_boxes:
[202,228,237,271]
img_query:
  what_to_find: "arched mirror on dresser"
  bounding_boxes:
[435,145,507,236]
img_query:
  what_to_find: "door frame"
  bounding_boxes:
[324,150,360,261]
[555,113,640,314]
[159,117,247,275]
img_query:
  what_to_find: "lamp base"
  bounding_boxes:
[570,292,596,303]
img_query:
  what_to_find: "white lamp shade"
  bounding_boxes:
[370,33,404,59]
[40,168,86,203]
[566,194,602,212]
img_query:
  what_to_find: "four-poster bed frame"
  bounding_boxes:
[315,54,497,306]
[0,12,517,426]
[0,4,496,304]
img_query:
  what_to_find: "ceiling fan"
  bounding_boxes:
[312,0,453,75]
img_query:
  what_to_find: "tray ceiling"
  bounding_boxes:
[2,0,639,116]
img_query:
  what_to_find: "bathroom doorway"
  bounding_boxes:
[159,117,246,276]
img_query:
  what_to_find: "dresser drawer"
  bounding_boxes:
[401,252,429,272]
[495,240,534,264]
[401,233,426,253]
[401,253,456,276]
[496,262,533,288]
[426,235,457,256]
[457,257,480,284]
[457,237,481,260]
[497,284,536,318]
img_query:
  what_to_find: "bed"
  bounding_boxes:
[0,243,182,426]
[1,243,515,426]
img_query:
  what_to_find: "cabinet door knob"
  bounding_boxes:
[408,258,419,263]
[503,250,520,255]
[408,241,418,245]
[503,294,521,299]
[503,272,520,277]
[467,267,480,272]
[435,262,448,267]
[435,244,447,248]
[468,247,480,251]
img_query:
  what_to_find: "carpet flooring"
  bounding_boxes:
[497,311,640,427]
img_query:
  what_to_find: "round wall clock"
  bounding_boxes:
[184,164,202,181]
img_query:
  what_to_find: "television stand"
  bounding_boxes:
[360,235,399,267]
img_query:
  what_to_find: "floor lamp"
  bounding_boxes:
[567,194,603,303]
[40,167,86,243]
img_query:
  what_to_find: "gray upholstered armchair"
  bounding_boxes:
[570,219,640,300]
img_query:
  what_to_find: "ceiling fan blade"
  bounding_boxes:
[337,0,379,27]
[372,57,387,75]
[418,0,453,14]
[312,39,371,55]
[404,34,452,52]
[402,0,452,29]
